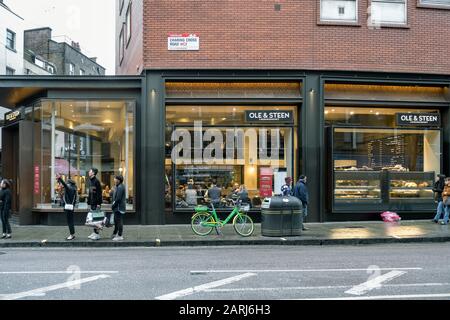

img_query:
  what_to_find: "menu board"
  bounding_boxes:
[368,135,406,169]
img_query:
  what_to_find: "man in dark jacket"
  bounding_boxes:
[111,175,126,241]
[293,175,309,231]
[433,174,446,223]
[87,168,103,240]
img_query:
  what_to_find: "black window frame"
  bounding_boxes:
[119,24,125,65]
[125,1,132,47]
[6,29,16,51]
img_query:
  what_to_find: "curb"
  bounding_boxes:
[1,236,450,248]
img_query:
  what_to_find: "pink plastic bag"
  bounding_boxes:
[381,211,401,222]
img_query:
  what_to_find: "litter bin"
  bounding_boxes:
[261,195,303,237]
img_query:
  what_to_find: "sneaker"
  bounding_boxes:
[66,235,75,241]
[112,236,124,241]
[432,219,438,223]
[440,221,448,225]
[1,234,6,239]
[88,233,97,240]
[111,234,117,239]
[5,234,11,239]
[91,233,101,240]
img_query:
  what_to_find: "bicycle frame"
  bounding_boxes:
[202,205,242,228]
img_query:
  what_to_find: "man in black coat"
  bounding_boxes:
[293,175,309,231]
[111,175,126,241]
[87,168,103,240]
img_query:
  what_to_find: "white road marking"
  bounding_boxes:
[190,267,421,275]
[345,270,406,295]
[0,271,119,274]
[305,293,450,300]
[155,273,257,300]
[203,283,450,293]
[0,274,111,300]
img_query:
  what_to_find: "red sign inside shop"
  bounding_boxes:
[259,167,273,198]
[34,166,40,195]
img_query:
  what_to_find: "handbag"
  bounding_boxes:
[85,209,105,227]
[64,191,76,211]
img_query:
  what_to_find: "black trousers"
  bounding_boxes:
[113,212,123,237]
[0,209,11,234]
[65,210,75,235]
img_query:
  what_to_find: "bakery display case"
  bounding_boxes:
[334,171,382,201]
[388,172,435,200]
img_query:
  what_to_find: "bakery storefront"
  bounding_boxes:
[163,82,302,219]
[324,83,448,216]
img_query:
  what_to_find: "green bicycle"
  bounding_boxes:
[191,198,254,237]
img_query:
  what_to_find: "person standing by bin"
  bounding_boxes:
[111,175,126,241]
[293,175,309,231]
[432,174,446,223]
[56,174,78,240]
[281,177,293,196]
[87,168,103,240]
[0,179,12,239]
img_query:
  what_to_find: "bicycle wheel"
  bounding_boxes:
[233,213,254,237]
[191,212,214,236]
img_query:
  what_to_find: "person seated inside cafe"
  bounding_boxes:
[205,180,222,208]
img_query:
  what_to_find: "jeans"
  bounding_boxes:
[443,206,450,225]
[113,212,123,237]
[65,210,75,235]
[433,201,444,221]
[1,209,11,234]
[302,204,308,219]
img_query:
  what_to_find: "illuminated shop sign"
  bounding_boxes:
[396,113,440,127]
[4,108,23,125]
[245,110,294,123]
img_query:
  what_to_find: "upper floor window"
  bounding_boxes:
[419,0,450,7]
[119,26,125,64]
[370,0,407,25]
[320,0,358,22]
[119,0,125,15]
[6,29,16,50]
[69,63,75,75]
[126,2,132,45]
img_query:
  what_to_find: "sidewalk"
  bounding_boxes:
[1,220,449,247]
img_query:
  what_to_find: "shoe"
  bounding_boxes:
[111,234,117,239]
[112,236,124,241]
[432,219,439,223]
[91,233,101,240]
[440,221,448,225]
[1,234,6,239]
[302,227,309,231]
[88,233,97,240]
[66,235,75,241]
[5,234,11,239]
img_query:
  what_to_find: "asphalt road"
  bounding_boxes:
[0,243,449,300]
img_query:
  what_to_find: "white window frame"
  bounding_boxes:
[419,0,450,7]
[79,69,85,76]
[69,63,75,75]
[320,0,358,23]
[126,2,132,46]
[370,0,408,25]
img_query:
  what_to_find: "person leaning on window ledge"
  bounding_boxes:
[56,174,78,241]
[87,168,103,240]
[0,179,12,239]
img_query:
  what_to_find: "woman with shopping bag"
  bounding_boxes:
[56,174,78,241]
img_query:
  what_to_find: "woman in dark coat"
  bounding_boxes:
[56,174,78,240]
[0,179,12,239]
[433,174,446,223]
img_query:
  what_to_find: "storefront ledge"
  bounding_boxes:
[0,236,449,248]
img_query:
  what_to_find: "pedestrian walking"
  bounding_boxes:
[111,175,126,241]
[440,178,450,225]
[281,177,293,196]
[432,174,446,223]
[293,175,309,231]
[0,179,12,239]
[56,174,78,240]
[87,168,103,240]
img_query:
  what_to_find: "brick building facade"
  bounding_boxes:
[117,0,450,75]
